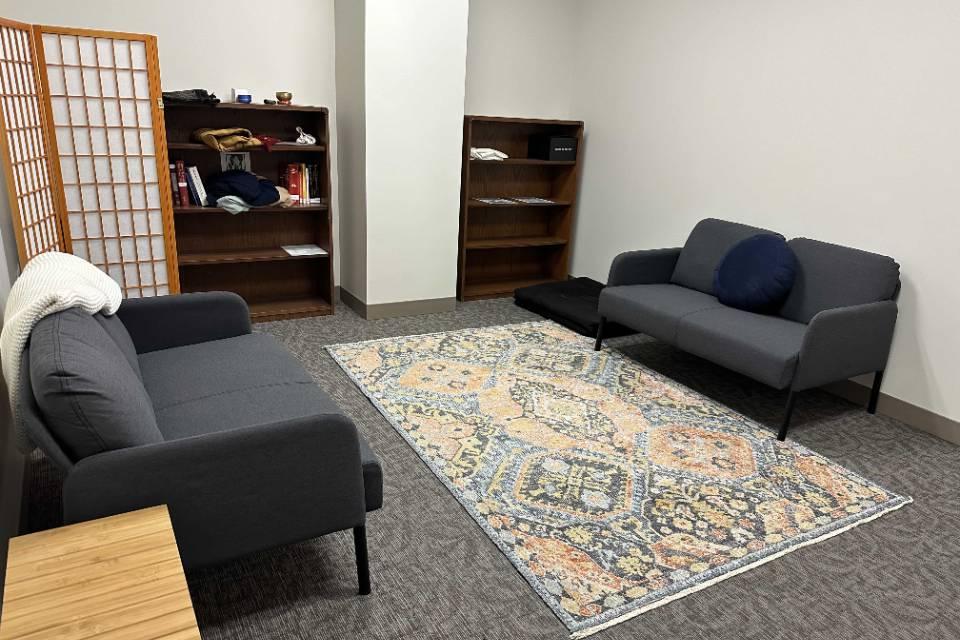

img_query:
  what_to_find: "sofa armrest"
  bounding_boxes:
[62,413,366,569]
[607,248,682,287]
[117,291,251,353]
[792,301,898,391]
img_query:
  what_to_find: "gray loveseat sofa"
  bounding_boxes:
[595,218,900,440]
[19,292,381,593]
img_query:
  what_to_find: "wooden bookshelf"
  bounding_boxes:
[163,103,333,321]
[457,116,584,301]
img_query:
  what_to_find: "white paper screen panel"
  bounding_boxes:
[41,31,168,297]
[0,20,67,265]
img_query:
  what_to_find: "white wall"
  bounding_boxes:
[569,0,960,422]
[335,0,367,300]
[0,0,343,283]
[363,0,468,304]
[465,0,579,119]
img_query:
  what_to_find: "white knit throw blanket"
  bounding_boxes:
[1,252,122,453]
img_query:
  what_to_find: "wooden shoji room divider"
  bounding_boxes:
[0,19,179,297]
[0,17,69,262]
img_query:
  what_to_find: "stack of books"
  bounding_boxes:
[170,160,208,207]
[284,163,324,206]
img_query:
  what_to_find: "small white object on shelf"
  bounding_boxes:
[473,197,516,205]
[295,126,317,145]
[512,196,555,204]
[470,147,509,161]
[281,244,328,257]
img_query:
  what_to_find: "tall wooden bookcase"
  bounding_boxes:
[457,115,584,300]
[163,103,333,321]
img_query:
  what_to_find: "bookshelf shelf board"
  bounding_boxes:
[470,158,577,167]
[167,142,326,153]
[173,204,328,214]
[465,236,568,250]
[462,277,562,300]
[178,248,329,266]
[469,199,571,208]
[248,296,333,320]
[164,102,328,113]
[470,158,575,166]
[463,115,582,126]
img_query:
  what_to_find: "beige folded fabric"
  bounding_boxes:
[192,127,263,152]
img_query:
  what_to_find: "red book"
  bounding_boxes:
[175,160,190,207]
[169,164,181,206]
[285,163,301,205]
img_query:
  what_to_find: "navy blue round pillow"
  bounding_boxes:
[713,234,797,313]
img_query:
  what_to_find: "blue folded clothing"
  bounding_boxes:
[206,170,279,207]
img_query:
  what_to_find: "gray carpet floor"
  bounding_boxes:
[25,299,960,639]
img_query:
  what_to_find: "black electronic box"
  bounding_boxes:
[528,135,577,161]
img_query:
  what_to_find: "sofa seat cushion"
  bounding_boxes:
[599,284,725,343]
[138,333,382,510]
[29,309,162,461]
[677,308,807,389]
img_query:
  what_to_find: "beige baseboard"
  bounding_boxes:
[338,286,456,320]
[824,380,960,445]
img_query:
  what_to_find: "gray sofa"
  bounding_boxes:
[19,292,381,593]
[595,218,900,440]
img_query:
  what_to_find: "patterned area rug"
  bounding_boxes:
[328,321,910,638]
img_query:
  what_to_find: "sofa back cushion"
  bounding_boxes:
[29,308,162,461]
[779,238,900,323]
[671,218,782,294]
[94,312,142,378]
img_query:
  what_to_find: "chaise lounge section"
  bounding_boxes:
[595,218,900,439]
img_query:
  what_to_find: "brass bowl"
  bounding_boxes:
[276,91,293,105]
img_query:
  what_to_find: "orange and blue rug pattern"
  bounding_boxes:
[328,321,910,638]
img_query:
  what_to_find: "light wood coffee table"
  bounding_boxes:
[0,505,201,639]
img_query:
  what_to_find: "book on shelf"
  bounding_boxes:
[281,244,327,257]
[187,166,208,206]
[184,168,200,206]
[285,163,301,205]
[174,160,190,206]
[308,163,320,199]
[301,163,309,203]
[168,164,180,206]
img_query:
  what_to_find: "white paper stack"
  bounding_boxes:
[281,244,328,257]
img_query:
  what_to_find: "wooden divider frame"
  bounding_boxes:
[30,23,179,294]
[0,17,70,266]
[0,18,180,297]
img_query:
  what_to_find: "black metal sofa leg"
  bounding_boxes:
[354,525,371,595]
[867,370,884,414]
[594,316,607,351]
[778,391,797,441]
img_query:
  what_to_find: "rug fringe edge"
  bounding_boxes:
[568,495,913,639]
